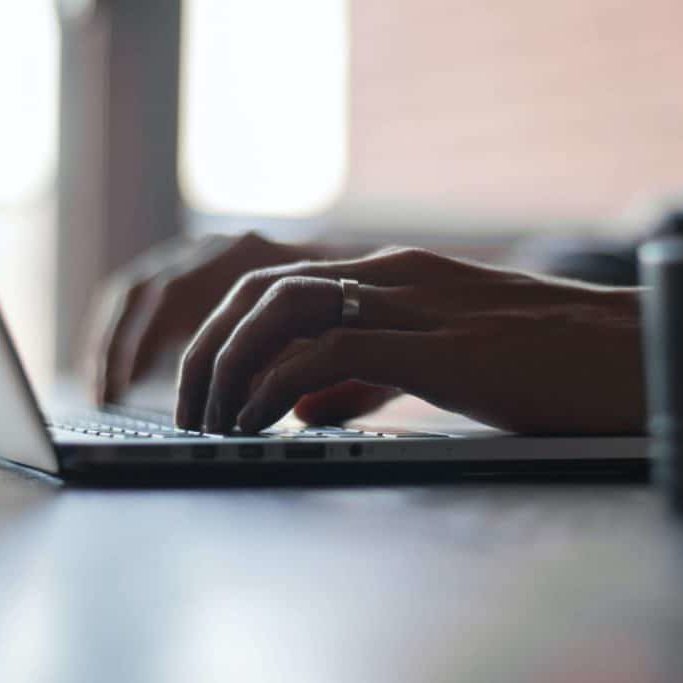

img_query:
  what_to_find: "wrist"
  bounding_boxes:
[593,287,643,322]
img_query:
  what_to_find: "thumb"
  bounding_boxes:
[293,380,400,425]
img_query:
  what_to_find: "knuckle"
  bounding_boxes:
[236,230,266,248]
[110,275,149,308]
[266,276,306,305]
[264,276,327,319]
[400,247,438,264]
[211,343,233,378]
[371,245,402,257]
[231,231,272,259]
[233,271,256,295]
[272,275,301,293]
[163,272,190,297]
[150,277,173,303]
[235,263,317,307]
[179,343,203,377]
[234,269,271,301]
[124,270,173,299]
[138,274,180,313]
[109,255,184,301]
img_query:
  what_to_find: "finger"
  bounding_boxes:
[235,329,434,433]
[175,248,444,427]
[201,277,434,433]
[247,349,399,423]
[200,277,341,432]
[88,240,196,406]
[89,277,150,406]
[111,241,238,393]
[124,235,274,382]
[109,279,174,393]
[293,382,400,425]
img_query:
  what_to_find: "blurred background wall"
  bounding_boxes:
[1,0,682,390]
[0,0,59,394]
[348,0,683,222]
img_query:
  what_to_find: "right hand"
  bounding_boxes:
[175,247,643,436]
[85,232,317,406]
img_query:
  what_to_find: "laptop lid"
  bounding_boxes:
[0,309,59,474]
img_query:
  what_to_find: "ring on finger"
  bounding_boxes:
[340,278,361,325]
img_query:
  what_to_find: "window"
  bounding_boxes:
[0,1,60,391]
[180,0,348,218]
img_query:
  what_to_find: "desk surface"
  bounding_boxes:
[2,468,683,683]
[1,396,683,683]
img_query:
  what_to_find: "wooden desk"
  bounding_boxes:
[1,461,682,683]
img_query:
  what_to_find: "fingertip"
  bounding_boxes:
[294,382,396,425]
[99,380,112,406]
[95,386,106,408]
[235,406,260,435]
[92,386,105,409]
[98,360,124,406]
[173,401,187,428]
[100,385,120,409]
[293,395,338,425]
[174,400,199,430]
[175,377,211,430]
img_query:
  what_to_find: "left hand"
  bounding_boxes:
[175,248,644,435]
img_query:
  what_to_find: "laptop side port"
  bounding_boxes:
[284,443,325,460]
[193,446,217,460]
[238,444,264,460]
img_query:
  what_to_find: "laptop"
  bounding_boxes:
[0,309,650,484]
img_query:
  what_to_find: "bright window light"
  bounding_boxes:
[0,2,59,391]
[180,0,348,217]
[0,0,59,207]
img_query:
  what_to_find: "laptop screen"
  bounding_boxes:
[0,309,58,473]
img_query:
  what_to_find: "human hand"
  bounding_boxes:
[175,248,645,435]
[85,232,320,406]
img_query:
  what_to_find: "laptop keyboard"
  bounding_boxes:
[47,406,427,440]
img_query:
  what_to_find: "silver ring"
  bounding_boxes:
[340,278,361,325]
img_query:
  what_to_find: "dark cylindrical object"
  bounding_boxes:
[639,232,683,512]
